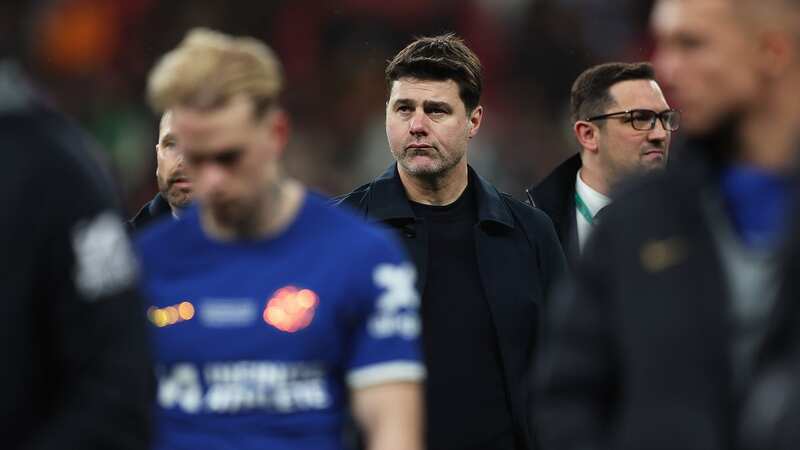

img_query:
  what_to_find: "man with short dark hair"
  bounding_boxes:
[130,110,192,231]
[527,62,677,266]
[535,1,800,449]
[337,33,566,450]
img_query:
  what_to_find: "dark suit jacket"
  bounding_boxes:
[336,164,567,450]
[535,149,800,450]
[527,153,582,269]
[739,199,800,450]
[129,192,171,232]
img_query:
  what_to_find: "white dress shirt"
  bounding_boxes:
[575,169,611,252]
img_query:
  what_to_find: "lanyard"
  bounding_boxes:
[575,192,595,225]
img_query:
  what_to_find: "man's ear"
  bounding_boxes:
[759,30,796,79]
[467,105,483,139]
[263,109,291,156]
[574,121,600,154]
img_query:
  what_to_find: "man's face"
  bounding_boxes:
[156,111,192,210]
[385,77,481,178]
[651,0,761,136]
[172,96,283,231]
[595,79,672,183]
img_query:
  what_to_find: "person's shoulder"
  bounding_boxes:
[129,194,171,232]
[500,191,557,229]
[134,210,191,257]
[310,192,392,240]
[612,162,696,206]
[307,191,403,260]
[528,152,581,204]
[330,180,372,210]
[0,81,118,213]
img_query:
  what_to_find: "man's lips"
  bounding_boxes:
[642,149,665,158]
[170,177,192,189]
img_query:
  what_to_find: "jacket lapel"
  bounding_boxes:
[529,153,582,267]
[361,164,428,294]
[472,170,536,442]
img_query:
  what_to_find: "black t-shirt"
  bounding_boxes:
[410,182,517,450]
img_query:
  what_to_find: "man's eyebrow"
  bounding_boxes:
[391,98,415,107]
[160,132,176,144]
[423,100,452,111]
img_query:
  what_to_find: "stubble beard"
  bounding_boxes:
[396,146,462,181]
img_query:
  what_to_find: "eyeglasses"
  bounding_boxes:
[585,108,681,132]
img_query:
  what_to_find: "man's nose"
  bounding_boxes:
[648,118,669,141]
[199,164,227,193]
[409,110,429,135]
[175,150,186,168]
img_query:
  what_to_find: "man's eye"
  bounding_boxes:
[677,35,704,51]
[396,106,411,113]
[216,152,241,166]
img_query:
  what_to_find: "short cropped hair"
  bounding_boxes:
[734,0,800,39]
[147,28,284,118]
[570,62,656,123]
[386,33,482,112]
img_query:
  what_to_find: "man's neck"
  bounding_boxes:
[577,165,612,197]
[738,75,800,173]
[202,178,305,241]
[398,162,469,206]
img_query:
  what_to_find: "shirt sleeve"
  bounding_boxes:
[344,231,425,390]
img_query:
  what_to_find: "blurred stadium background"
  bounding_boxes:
[2,0,656,215]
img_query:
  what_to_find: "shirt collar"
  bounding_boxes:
[575,168,611,217]
[366,164,514,229]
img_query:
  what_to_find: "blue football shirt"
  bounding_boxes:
[136,192,424,450]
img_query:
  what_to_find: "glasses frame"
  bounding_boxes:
[585,108,681,132]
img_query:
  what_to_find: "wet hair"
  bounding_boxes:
[386,33,482,111]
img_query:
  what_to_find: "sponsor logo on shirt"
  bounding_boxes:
[369,262,420,339]
[157,361,330,414]
[198,298,258,328]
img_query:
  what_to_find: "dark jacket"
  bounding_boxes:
[535,148,800,450]
[739,199,800,450]
[526,153,582,269]
[129,192,171,232]
[336,164,567,450]
[1,63,152,450]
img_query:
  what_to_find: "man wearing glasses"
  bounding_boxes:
[535,0,800,448]
[527,62,678,266]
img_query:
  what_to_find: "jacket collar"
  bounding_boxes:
[148,192,173,217]
[366,164,515,229]
[527,152,582,225]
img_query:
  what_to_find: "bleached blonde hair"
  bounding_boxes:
[147,28,284,116]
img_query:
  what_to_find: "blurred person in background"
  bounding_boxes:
[130,110,192,231]
[0,58,152,448]
[138,28,424,450]
[337,34,566,450]
[652,0,764,140]
[535,0,800,449]
[527,62,676,267]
